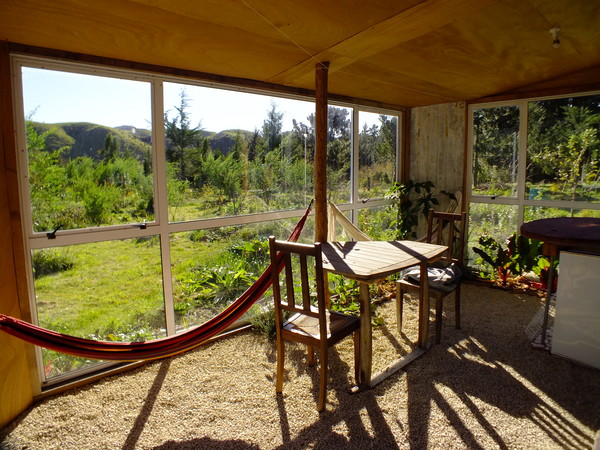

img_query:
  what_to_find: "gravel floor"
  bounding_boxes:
[1,283,599,449]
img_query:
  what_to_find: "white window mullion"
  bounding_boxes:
[517,101,528,229]
[152,80,176,336]
[351,109,359,221]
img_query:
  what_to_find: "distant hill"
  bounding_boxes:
[31,122,257,160]
[32,122,152,160]
[209,129,255,154]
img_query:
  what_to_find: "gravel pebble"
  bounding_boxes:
[1,283,599,449]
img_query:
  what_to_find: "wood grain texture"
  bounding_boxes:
[0,0,598,107]
[410,102,465,194]
[0,41,34,429]
[321,240,447,282]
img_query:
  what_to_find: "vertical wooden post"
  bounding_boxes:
[314,61,329,243]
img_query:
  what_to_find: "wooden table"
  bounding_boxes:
[520,217,600,347]
[321,240,448,390]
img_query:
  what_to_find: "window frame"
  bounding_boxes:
[11,53,401,386]
[467,91,600,236]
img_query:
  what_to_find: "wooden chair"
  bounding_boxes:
[396,210,467,344]
[269,236,361,412]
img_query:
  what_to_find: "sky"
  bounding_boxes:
[21,66,383,133]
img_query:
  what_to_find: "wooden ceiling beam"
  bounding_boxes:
[268,0,499,86]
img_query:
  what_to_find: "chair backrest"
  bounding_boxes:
[425,210,467,265]
[269,236,327,331]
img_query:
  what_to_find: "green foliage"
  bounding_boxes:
[32,249,75,278]
[477,99,600,201]
[249,306,279,340]
[174,238,269,319]
[26,98,400,377]
[27,122,155,231]
[531,256,559,290]
[472,235,513,285]
[472,233,545,286]
[328,275,361,316]
[385,180,454,239]
[249,305,292,341]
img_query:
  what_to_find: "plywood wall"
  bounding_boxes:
[410,102,466,206]
[0,42,34,428]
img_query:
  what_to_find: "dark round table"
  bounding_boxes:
[520,217,600,254]
[520,217,600,347]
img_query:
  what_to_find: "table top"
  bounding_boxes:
[321,240,448,282]
[520,217,600,250]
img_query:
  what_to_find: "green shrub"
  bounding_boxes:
[32,249,75,278]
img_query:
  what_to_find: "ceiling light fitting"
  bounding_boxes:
[550,27,560,48]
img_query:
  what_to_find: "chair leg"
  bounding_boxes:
[317,345,328,412]
[455,285,461,330]
[396,282,404,333]
[307,345,315,366]
[276,336,285,393]
[435,296,443,345]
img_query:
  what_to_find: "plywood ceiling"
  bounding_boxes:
[1,0,599,109]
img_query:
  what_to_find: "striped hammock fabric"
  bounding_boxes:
[0,203,312,361]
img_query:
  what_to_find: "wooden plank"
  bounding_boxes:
[314,62,329,243]
[269,0,499,86]
[321,241,447,281]
[410,102,465,229]
[0,41,35,428]
[368,347,427,388]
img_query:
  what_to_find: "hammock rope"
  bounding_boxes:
[0,202,313,361]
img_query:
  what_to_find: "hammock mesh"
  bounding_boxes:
[0,203,312,361]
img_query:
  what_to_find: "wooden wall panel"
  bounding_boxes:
[0,41,34,428]
[409,102,466,211]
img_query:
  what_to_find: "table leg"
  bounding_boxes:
[540,255,556,348]
[357,281,372,389]
[417,261,430,349]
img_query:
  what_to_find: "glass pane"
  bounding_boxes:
[327,106,352,204]
[358,205,396,241]
[169,217,314,330]
[358,112,398,199]
[524,206,600,222]
[467,202,518,270]
[32,237,165,379]
[163,82,315,222]
[22,67,154,232]
[527,95,600,202]
[472,106,520,197]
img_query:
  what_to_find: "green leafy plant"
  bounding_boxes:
[531,256,559,291]
[472,235,514,286]
[328,274,361,315]
[472,233,550,288]
[32,249,75,278]
[385,180,455,239]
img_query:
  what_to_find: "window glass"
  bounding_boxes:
[327,106,352,204]
[358,205,396,240]
[524,206,600,222]
[527,96,600,202]
[32,237,165,378]
[169,216,314,330]
[472,106,520,197]
[358,112,397,199]
[17,58,398,386]
[22,67,153,232]
[467,203,518,269]
[163,82,315,221]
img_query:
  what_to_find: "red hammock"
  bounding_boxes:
[0,203,312,361]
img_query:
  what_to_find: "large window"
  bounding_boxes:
[13,56,400,384]
[468,93,600,266]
